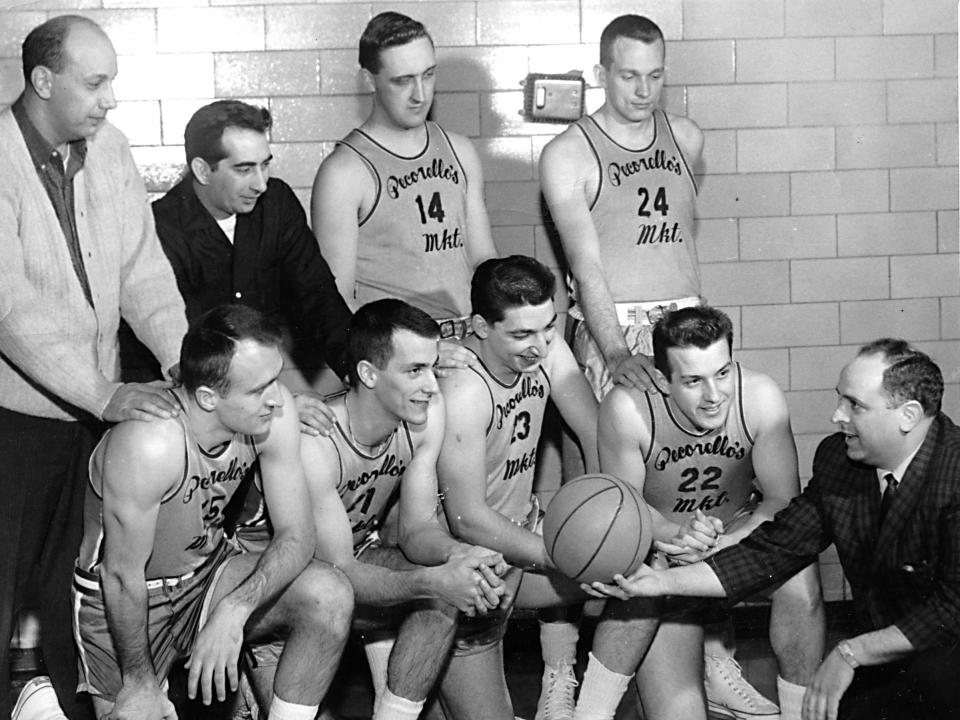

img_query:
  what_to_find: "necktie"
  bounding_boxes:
[880,473,899,521]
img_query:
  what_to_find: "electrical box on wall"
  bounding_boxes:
[521,72,585,123]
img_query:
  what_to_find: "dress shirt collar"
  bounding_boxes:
[876,441,923,491]
[12,95,87,175]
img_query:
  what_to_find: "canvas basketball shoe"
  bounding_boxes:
[534,660,578,720]
[12,676,68,720]
[704,655,780,720]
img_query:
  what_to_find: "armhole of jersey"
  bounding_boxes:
[337,139,382,226]
[331,435,345,490]
[575,120,603,211]
[469,365,497,437]
[400,420,415,457]
[640,391,656,465]
[735,363,756,446]
[661,110,699,196]
[434,123,469,193]
[87,437,106,500]
[539,364,552,396]
[160,428,190,504]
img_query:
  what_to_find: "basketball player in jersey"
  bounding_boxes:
[72,306,352,720]
[538,15,707,719]
[234,299,507,720]
[436,255,668,720]
[311,11,496,347]
[598,306,826,720]
[540,14,703,402]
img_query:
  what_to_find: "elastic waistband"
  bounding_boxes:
[613,296,701,326]
[436,315,473,340]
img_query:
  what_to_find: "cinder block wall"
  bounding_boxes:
[1,0,957,600]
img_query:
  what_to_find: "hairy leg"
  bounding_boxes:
[769,564,825,685]
[387,601,459,700]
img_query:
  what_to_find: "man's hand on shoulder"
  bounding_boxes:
[435,340,478,377]
[109,682,177,720]
[612,353,660,393]
[103,381,179,422]
[293,390,337,437]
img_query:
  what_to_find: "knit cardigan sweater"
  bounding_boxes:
[0,106,187,421]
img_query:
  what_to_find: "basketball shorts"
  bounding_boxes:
[571,320,653,402]
[73,540,240,700]
[570,297,701,401]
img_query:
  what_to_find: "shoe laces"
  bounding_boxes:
[543,662,578,717]
[709,656,765,707]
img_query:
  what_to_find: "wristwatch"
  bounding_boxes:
[836,640,860,669]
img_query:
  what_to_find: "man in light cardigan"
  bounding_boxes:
[0,16,187,720]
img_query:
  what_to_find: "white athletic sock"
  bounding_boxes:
[572,652,632,720]
[372,688,425,720]
[364,637,395,711]
[540,620,580,668]
[266,694,319,720]
[777,675,806,720]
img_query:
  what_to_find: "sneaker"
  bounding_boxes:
[534,661,578,720]
[12,676,68,720]
[704,655,780,720]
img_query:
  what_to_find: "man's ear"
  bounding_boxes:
[30,66,53,100]
[472,314,490,339]
[651,367,671,395]
[191,157,212,185]
[898,400,925,434]
[361,68,376,94]
[356,360,378,389]
[195,385,218,412]
[594,63,607,89]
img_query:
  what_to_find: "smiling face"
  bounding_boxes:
[662,339,734,432]
[597,36,665,125]
[367,36,436,131]
[369,329,440,425]
[211,339,285,437]
[193,127,272,220]
[40,22,118,145]
[477,300,557,378]
[832,353,912,469]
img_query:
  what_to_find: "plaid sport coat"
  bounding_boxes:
[707,412,960,651]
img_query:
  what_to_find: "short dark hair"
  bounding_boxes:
[180,305,283,394]
[184,100,272,176]
[653,306,734,379]
[22,15,102,80]
[471,255,556,324]
[346,299,440,387]
[359,11,433,74]
[599,14,665,69]
[858,339,943,416]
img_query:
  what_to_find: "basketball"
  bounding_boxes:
[542,473,653,584]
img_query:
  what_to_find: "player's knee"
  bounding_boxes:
[291,560,354,637]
